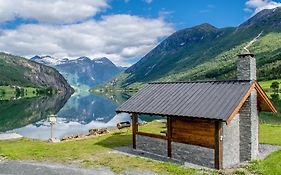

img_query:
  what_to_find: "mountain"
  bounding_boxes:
[111,7,281,89]
[0,52,74,93]
[31,55,69,66]
[31,56,124,88]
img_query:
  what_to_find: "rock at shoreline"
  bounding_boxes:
[88,128,109,136]
[61,128,109,141]
[48,138,60,143]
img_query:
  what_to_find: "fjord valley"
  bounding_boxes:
[0,52,129,140]
[1,1,281,175]
[105,7,281,90]
[31,55,125,90]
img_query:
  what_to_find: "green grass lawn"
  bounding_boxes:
[246,124,281,175]
[138,121,166,135]
[260,124,281,145]
[0,131,211,175]
[0,124,280,175]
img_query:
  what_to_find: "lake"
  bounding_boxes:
[1,89,280,140]
[0,91,133,140]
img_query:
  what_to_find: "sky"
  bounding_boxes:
[0,0,281,66]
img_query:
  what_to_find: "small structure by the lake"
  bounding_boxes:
[116,51,277,169]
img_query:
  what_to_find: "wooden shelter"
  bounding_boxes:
[116,80,276,169]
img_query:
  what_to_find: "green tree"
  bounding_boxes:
[270,81,280,94]
[0,89,5,96]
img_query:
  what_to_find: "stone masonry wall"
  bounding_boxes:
[239,90,259,162]
[172,142,214,168]
[136,134,214,168]
[136,135,167,157]
[237,53,259,162]
[222,114,240,168]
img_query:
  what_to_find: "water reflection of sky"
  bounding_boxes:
[13,113,132,140]
[56,92,119,123]
[4,91,134,140]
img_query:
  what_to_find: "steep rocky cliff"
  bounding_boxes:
[0,52,73,93]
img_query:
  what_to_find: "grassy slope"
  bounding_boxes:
[0,53,32,86]
[0,132,209,175]
[105,32,281,91]
[161,33,281,82]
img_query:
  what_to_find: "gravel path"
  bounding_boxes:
[0,160,159,175]
[0,160,114,175]
[258,144,281,160]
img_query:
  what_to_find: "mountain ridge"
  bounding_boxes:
[108,7,281,89]
[32,55,124,88]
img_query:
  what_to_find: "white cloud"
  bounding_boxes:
[0,15,174,66]
[0,0,109,24]
[245,0,281,15]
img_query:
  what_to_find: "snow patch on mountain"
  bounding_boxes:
[31,55,69,66]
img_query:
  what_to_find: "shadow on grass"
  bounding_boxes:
[95,131,186,166]
[95,131,132,149]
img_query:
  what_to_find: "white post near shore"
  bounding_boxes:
[48,115,59,143]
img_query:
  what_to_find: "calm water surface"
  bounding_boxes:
[1,90,280,140]
[0,91,132,140]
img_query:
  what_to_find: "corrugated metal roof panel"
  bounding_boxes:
[116,80,255,121]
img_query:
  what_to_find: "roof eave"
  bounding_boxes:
[226,82,256,124]
[226,80,277,125]
[116,110,225,122]
[254,81,277,113]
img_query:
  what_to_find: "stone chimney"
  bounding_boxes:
[237,50,259,162]
[237,50,256,80]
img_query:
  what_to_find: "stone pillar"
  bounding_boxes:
[222,115,240,168]
[239,90,259,161]
[237,51,259,162]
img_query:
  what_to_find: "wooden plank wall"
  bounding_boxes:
[171,118,216,149]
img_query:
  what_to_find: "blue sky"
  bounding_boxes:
[0,0,280,66]
[102,0,248,29]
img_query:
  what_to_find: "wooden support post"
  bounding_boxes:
[214,121,222,170]
[131,113,138,149]
[167,116,172,158]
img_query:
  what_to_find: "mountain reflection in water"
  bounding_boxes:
[0,91,131,140]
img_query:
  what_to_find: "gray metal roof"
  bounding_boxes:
[116,80,255,121]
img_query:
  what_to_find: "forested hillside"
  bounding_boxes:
[108,7,281,89]
[0,52,73,93]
